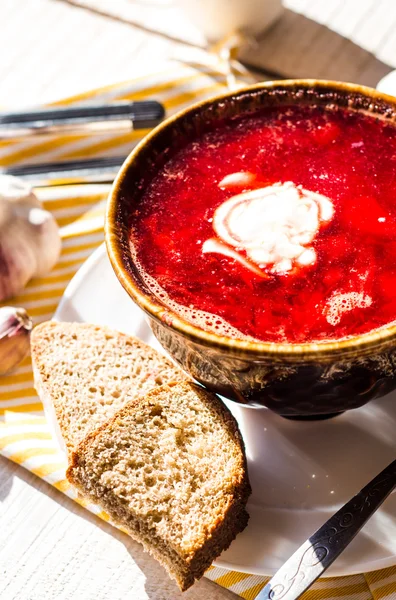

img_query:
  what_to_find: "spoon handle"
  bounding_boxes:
[256,458,396,600]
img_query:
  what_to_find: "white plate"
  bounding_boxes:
[55,243,396,577]
[377,70,396,97]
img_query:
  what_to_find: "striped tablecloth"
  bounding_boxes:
[0,62,395,600]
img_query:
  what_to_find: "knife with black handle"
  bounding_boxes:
[1,156,128,186]
[0,100,165,138]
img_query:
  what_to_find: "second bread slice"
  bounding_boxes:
[67,381,251,590]
[31,321,186,454]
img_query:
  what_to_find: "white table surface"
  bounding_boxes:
[0,457,238,600]
[1,1,396,598]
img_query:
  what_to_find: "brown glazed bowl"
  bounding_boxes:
[106,79,396,419]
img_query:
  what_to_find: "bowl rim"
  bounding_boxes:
[105,78,396,360]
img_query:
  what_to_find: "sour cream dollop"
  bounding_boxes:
[202,181,334,275]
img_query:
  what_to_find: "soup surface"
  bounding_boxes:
[129,105,396,343]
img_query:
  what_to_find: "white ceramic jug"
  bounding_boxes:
[176,0,283,43]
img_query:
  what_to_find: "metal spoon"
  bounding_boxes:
[255,458,396,600]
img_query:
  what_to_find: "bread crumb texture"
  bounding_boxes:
[67,382,251,590]
[31,321,186,452]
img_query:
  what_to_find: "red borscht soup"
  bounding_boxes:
[129,105,396,343]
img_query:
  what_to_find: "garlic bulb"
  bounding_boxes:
[0,306,32,375]
[0,175,61,301]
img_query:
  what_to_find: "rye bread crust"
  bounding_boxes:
[67,382,251,590]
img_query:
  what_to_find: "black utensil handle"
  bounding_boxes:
[0,101,165,133]
[2,156,128,186]
[256,458,396,600]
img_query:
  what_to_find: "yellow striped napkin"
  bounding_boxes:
[0,62,395,600]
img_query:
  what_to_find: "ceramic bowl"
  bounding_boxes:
[106,80,396,418]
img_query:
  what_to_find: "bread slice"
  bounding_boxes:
[67,381,251,590]
[31,321,187,454]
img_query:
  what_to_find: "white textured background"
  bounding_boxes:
[1,1,396,598]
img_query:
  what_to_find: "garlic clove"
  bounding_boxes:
[0,306,32,375]
[0,175,36,202]
[25,205,62,277]
[0,175,61,302]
